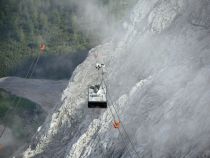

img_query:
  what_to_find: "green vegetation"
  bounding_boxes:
[0,89,46,141]
[0,0,138,77]
[0,0,91,77]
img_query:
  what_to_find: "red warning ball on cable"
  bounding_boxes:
[113,120,120,129]
[39,43,46,52]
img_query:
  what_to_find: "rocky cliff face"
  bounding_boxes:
[22,0,210,157]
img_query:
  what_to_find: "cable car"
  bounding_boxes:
[88,84,107,108]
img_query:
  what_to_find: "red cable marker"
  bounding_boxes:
[39,43,46,53]
[113,120,120,129]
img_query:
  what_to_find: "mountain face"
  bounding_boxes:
[22,0,210,157]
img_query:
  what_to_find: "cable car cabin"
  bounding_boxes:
[88,84,107,108]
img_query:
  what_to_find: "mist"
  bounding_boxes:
[104,0,210,157]
[67,0,138,43]
[9,51,88,80]
[21,0,210,157]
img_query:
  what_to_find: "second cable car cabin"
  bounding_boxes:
[88,84,107,108]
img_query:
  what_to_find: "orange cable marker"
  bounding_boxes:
[113,120,120,129]
[39,43,46,52]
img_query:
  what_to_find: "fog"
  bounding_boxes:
[22,0,210,157]
[65,0,138,43]
[103,0,210,157]
[10,51,88,79]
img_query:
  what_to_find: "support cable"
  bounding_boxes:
[92,54,140,158]
[101,70,133,158]
[102,77,140,158]
[0,53,41,138]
